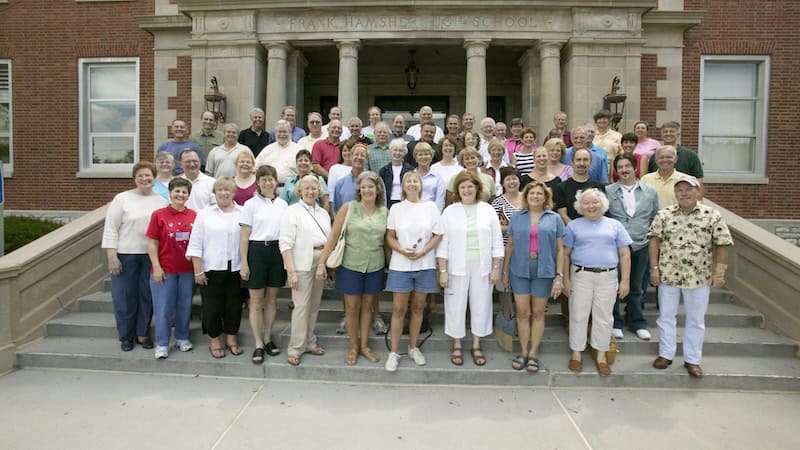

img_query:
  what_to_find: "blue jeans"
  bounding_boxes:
[613,245,648,331]
[150,272,194,348]
[111,254,153,341]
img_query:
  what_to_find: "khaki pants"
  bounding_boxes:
[287,250,325,358]
[568,266,618,352]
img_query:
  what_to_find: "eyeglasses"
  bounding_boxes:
[309,121,321,124]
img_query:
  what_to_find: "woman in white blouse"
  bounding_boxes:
[102,161,167,352]
[186,177,244,359]
[239,165,289,364]
[279,175,332,366]
[436,171,504,367]
[384,172,443,372]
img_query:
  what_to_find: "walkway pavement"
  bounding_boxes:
[1,368,797,450]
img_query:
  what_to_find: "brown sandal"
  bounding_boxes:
[307,346,326,356]
[209,346,225,359]
[360,347,380,363]
[450,347,464,366]
[345,348,358,366]
[287,355,301,366]
[470,348,487,366]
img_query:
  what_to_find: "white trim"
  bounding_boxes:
[698,55,770,181]
[0,59,11,177]
[78,57,140,175]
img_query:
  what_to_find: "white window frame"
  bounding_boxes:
[699,55,770,184]
[0,59,12,177]
[78,57,140,177]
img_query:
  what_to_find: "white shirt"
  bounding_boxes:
[205,143,252,178]
[102,190,167,253]
[255,141,301,183]
[435,202,504,276]
[406,124,445,144]
[182,172,216,212]
[279,201,331,271]
[186,203,243,272]
[327,164,351,194]
[239,193,288,241]
[390,165,403,201]
[387,200,441,271]
[322,124,351,141]
[298,134,323,152]
[621,181,638,217]
[430,162,464,187]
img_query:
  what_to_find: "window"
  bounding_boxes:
[699,56,769,181]
[79,58,139,174]
[0,60,11,176]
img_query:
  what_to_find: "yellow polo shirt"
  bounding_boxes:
[640,170,687,208]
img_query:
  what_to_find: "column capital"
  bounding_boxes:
[264,41,290,59]
[335,39,361,58]
[537,40,563,59]
[463,39,490,58]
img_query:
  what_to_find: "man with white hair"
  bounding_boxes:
[641,145,687,208]
[346,116,372,144]
[179,149,216,211]
[238,108,270,158]
[256,120,301,185]
[390,114,413,142]
[298,112,325,152]
[406,106,444,144]
[205,123,253,178]
[648,175,732,378]
[478,117,499,163]
[367,122,392,171]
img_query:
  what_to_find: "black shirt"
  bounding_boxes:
[238,128,271,158]
[553,178,606,220]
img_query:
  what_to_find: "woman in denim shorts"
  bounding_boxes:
[317,169,388,366]
[384,172,443,372]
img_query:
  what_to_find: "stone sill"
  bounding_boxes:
[703,175,769,185]
[137,15,193,33]
[76,170,131,179]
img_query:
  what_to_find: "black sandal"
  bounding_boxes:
[251,347,265,365]
[526,356,540,373]
[512,355,527,371]
[264,341,281,357]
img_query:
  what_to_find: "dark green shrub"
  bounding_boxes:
[3,216,63,254]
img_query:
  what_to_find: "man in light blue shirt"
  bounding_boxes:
[562,126,608,183]
[606,153,660,340]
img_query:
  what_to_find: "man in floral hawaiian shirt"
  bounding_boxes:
[647,176,733,378]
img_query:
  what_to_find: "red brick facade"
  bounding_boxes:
[682,0,800,218]
[0,0,155,209]
[638,53,667,141]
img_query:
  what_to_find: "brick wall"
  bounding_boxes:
[681,0,800,218]
[166,55,193,137]
[0,0,155,210]
[639,53,666,138]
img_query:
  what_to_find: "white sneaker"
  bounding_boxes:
[154,346,169,359]
[635,329,652,341]
[408,347,427,366]
[385,352,400,372]
[612,328,624,339]
[336,315,347,335]
[176,340,193,352]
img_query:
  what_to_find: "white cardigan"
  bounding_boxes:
[435,202,504,276]
[279,202,331,271]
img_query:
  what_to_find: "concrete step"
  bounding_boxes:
[77,293,757,328]
[16,336,800,391]
[44,313,797,358]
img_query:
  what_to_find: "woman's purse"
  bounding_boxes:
[326,201,353,269]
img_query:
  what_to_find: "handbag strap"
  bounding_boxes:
[336,201,354,240]
[303,204,329,238]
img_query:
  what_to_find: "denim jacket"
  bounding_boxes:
[507,209,565,279]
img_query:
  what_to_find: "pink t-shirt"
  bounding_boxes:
[235,182,257,206]
[529,224,540,253]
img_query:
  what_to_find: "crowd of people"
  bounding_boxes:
[101,104,732,378]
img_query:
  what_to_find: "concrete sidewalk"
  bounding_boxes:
[0,368,797,450]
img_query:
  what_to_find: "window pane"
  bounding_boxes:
[701,137,754,172]
[0,137,9,164]
[90,66,136,99]
[704,63,757,98]
[92,136,135,164]
[90,102,136,133]
[702,100,755,135]
[0,103,8,133]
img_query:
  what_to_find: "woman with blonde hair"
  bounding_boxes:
[545,138,572,181]
[233,150,257,205]
[318,171,388,366]
[502,180,565,372]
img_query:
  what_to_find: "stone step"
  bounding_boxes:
[43,313,797,358]
[77,293,756,328]
[16,336,800,391]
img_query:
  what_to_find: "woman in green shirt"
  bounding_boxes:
[317,170,388,366]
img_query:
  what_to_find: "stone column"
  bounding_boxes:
[265,41,290,126]
[538,41,562,135]
[464,39,490,121]
[287,50,308,120]
[336,39,360,120]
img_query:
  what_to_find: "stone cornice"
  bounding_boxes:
[137,15,193,33]
[642,10,705,30]
[176,0,659,12]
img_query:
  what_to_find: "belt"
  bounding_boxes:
[574,264,616,273]
[251,240,279,246]
[529,252,538,260]
[313,245,325,250]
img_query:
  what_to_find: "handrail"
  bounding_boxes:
[0,206,109,371]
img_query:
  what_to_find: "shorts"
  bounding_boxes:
[509,257,554,298]
[244,241,287,289]
[335,266,386,295]
[385,269,439,293]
